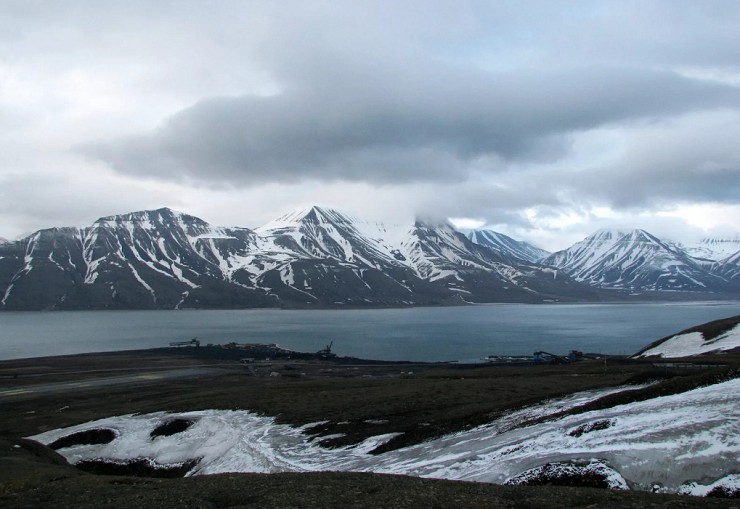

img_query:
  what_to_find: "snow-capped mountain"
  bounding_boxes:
[255,206,407,269]
[0,209,273,310]
[467,229,550,263]
[1,210,738,310]
[248,206,447,306]
[680,234,740,261]
[399,221,594,302]
[542,229,734,293]
[0,207,592,310]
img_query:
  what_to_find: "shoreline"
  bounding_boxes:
[1,293,738,313]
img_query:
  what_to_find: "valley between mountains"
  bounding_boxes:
[0,206,738,310]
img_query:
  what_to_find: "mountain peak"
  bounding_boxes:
[586,228,627,240]
[2,205,738,311]
[256,205,354,232]
[92,208,213,239]
[414,219,453,229]
[97,207,182,222]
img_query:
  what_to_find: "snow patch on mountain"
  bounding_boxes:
[715,249,740,282]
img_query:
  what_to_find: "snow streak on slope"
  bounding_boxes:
[636,323,740,358]
[467,229,550,263]
[83,208,214,290]
[30,379,740,494]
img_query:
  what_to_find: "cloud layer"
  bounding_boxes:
[84,65,740,190]
[2,1,740,247]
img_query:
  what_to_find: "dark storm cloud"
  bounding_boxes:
[83,63,740,186]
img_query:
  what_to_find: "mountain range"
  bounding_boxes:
[0,207,738,310]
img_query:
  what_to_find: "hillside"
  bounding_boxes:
[634,315,740,358]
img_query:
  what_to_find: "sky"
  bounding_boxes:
[1,1,739,251]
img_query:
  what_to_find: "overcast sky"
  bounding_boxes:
[1,1,739,250]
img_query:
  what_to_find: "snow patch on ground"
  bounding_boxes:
[637,324,740,358]
[30,380,739,495]
[679,473,740,497]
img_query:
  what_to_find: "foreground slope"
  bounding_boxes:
[3,315,739,507]
[24,317,740,495]
[4,445,732,509]
[32,377,740,495]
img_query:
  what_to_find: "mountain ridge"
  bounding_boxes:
[1,207,738,310]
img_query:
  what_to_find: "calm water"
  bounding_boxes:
[0,302,737,362]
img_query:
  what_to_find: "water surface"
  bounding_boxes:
[0,302,737,361]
